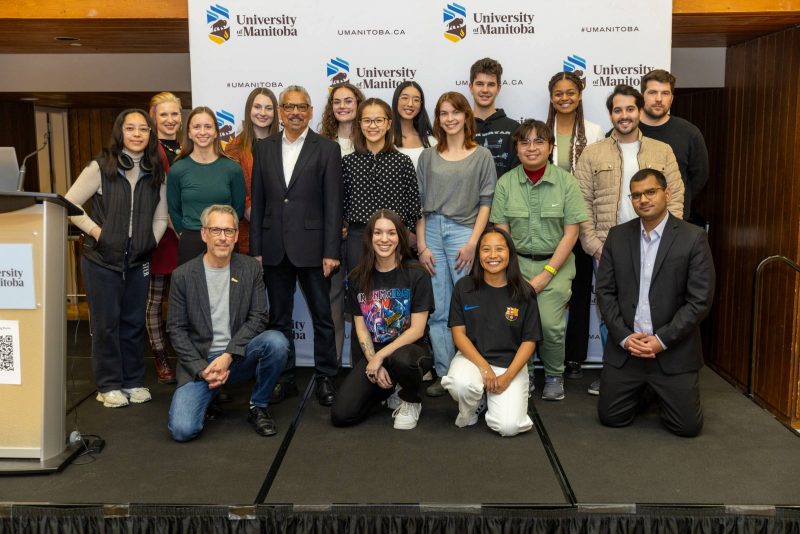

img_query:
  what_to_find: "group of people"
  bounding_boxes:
[65,56,714,442]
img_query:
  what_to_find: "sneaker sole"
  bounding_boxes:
[127,396,152,404]
[96,393,129,408]
[587,389,600,396]
[541,393,565,401]
[393,421,418,430]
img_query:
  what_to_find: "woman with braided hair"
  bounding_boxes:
[545,71,604,383]
[545,71,604,174]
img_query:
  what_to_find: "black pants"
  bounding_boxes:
[564,240,593,364]
[345,223,367,363]
[263,255,338,381]
[598,357,703,437]
[331,343,433,427]
[82,256,149,392]
[177,229,205,266]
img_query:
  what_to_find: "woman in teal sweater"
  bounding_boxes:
[167,106,246,265]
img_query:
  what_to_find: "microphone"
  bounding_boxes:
[17,131,49,191]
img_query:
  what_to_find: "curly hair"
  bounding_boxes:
[319,82,366,141]
[545,71,587,173]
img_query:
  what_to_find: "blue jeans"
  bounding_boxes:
[168,330,288,442]
[593,258,609,347]
[425,213,474,377]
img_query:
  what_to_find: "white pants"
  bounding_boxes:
[441,352,533,437]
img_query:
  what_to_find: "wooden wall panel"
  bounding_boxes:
[0,101,38,191]
[672,27,800,427]
[683,27,800,426]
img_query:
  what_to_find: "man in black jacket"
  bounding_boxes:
[250,85,343,407]
[595,169,714,437]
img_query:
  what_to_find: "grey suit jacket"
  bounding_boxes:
[167,253,268,386]
[595,213,715,375]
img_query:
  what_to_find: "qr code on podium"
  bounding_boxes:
[0,335,14,372]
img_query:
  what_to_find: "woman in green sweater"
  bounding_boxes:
[167,106,246,265]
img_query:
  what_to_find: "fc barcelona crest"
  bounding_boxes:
[505,307,519,321]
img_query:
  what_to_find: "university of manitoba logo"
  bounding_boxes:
[207,4,231,45]
[215,109,235,149]
[563,54,587,87]
[326,57,351,90]
[443,3,467,43]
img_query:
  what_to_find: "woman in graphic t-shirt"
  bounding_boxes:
[441,227,541,437]
[331,209,434,430]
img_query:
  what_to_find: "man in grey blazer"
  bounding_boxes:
[595,169,714,437]
[167,204,288,441]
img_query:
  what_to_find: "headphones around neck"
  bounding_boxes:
[118,152,153,172]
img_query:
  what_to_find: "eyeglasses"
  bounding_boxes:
[281,103,310,112]
[204,227,237,237]
[123,125,151,135]
[518,138,547,147]
[628,187,665,202]
[398,95,422,104]
[360,117,388,127]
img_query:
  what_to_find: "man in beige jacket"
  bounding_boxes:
[574,84,684,395]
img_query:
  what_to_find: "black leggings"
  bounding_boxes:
[331,343,432,427]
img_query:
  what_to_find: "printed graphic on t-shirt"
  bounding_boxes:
[358,287,411,344]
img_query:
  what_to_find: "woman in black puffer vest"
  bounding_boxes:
[66,109,167,408]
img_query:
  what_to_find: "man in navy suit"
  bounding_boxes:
[595,169,714,437]
[250,85,343,407]
[167,204,288,441]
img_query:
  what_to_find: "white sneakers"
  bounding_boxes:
[455,394,487,427]
[96,387,152,408]
[122,387,152,404]
[392,401,421,430]
[96,390,129,408]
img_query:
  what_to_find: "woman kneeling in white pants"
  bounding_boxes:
[441,228,541,437]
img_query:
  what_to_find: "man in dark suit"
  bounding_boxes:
[250,85,343,407]
[167,205,288,441]
[595,169,714,437]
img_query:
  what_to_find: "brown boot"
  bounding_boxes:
[153,350,176,384]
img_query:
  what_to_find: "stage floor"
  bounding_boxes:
[1,321,798,508]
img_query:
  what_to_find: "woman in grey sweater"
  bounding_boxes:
[415,92,497,396]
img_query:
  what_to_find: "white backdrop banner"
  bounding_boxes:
[189,0,672,365]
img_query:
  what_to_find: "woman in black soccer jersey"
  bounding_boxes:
[441,227,542,436]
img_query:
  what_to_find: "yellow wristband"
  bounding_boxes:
[543,264,558,276]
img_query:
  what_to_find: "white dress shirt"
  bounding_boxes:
[281,127,309,186]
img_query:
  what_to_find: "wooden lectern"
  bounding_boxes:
[0,191,83,474]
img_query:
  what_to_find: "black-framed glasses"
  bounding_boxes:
[281,103,310,112]
[204,226,237,237]
[628,187,665,202]
[360,117,388,127]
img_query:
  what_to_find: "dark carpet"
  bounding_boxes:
[0,326,797,507]
[535,367,800,505]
